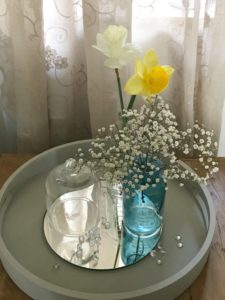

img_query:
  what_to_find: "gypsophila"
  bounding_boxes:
[73,96,218,194]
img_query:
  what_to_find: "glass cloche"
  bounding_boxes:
[45,158,101,267]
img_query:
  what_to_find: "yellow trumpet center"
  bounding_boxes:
[145,66,169,93]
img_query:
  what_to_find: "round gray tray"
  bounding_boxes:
[0,141,216,300]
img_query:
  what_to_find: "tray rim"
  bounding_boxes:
[0,140,216,299]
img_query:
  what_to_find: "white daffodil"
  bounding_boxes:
[93,25,140,69]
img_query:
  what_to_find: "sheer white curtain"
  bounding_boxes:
[0,0,224,154]
[132,0,225,141]
[43,0,132,138]
[0,0,49,152]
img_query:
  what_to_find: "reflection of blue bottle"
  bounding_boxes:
[121,160,166,265]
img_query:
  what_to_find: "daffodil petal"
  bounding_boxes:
[125,43,142,56]
[135,59,145,78]
[143,49,158,68]
[104,58,121,69]
[103,25,127,45]
[162,65,174,78]
[93,33,110,56]
[119,48,140,65]
[124,74,143,95]
[139,84,154,96]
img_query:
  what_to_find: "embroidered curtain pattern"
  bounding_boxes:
[0,0,224,154]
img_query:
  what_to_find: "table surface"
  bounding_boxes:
[0,154,224,300]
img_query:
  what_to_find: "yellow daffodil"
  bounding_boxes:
[124,50,174,97]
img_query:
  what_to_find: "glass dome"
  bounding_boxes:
[45,158,101,267]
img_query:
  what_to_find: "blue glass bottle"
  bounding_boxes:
[121,160,166,265]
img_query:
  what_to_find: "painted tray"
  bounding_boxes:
[0,141,216,300]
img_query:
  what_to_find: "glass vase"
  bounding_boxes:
[121,160,166,265]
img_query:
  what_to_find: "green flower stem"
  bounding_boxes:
[127,95,136,110]
[115,68,124,112]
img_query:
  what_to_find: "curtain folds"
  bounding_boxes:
[198,0,225,141]
[0,0,49,152]
[0,0,224,154]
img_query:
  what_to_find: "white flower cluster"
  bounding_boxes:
[75,96,218,192]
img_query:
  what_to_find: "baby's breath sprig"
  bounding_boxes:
[74,96,218,192]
